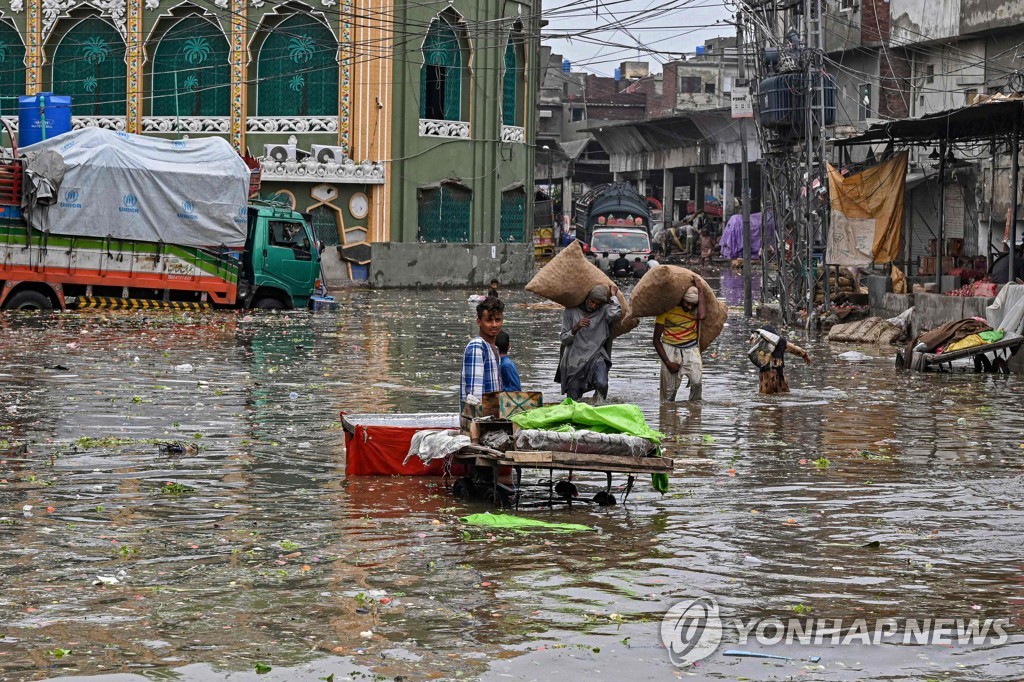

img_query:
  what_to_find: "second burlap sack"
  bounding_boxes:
[525,240,639,338]
[627,265,727,351]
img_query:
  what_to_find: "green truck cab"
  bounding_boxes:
[240,202,321,310]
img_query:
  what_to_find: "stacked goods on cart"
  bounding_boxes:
[510,398,669,492]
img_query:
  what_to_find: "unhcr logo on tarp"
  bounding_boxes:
[177,200,198,221]
[60,189,82,209]
[59,141,77,153]
[119,193,140,214]
[233,205,247,225]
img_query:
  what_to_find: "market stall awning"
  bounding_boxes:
[834,99,1024,147]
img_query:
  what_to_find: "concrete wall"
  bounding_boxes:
[909,292,994,338]
[830,51,880,126]
[961,0,1024,34]
[370,243,534,288]
[891,0,960,45]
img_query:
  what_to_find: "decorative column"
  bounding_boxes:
[26,0,42,95]
[356,0,393,243]
[229,0,246,153]
[338,0,351,156]
[126,0,143,133]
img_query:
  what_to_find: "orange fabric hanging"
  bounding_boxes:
[827,151,908,266]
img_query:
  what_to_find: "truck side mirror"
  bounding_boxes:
[316,240,325,255]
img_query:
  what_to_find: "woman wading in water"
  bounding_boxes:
[748,325,812,394]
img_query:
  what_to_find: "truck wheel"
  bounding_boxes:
[253,297,284,310]
[4,291,53,311]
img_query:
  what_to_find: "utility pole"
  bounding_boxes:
[738,13,753,317]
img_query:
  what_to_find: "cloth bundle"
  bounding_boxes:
[516,428,657,458]
[404,429,471,466]
[747,329,782,369]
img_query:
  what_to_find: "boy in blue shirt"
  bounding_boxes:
[495,330,521,391]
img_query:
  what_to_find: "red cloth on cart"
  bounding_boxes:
[345,425,448,476]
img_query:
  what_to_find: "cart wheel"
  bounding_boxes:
[484,485,512,509]
[554,480,578,501]
[452,477,476,500]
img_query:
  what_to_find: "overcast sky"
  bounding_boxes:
[542,0,736,76]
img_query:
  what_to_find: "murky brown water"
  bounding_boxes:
[1,267,1023,681]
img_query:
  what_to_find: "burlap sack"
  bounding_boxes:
[526,241,608,307]
[526,241,638,338]
[891,265,907,294]
[626,265,727,351]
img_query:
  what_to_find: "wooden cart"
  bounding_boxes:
[909,335,1023,372]
[450,442,674,508]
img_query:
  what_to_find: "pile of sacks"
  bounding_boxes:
[815,266,867,305]
[526,241,727,349]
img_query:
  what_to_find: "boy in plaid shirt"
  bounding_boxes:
[460,296,505,406]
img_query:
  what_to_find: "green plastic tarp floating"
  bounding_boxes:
[462,513,593,533]
[510,398,670,493]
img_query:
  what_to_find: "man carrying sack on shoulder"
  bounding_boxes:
[557,283,622,401]
[653,283,706,401]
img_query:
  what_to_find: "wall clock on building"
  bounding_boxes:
[349,192,369,219]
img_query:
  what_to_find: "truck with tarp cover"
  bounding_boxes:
[0,126,319,311]
[573,182,653,266]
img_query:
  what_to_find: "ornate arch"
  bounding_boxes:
[48,14,126,115]
[148,13,229,116]
[251,6,338,117]
[0,20,26,117]
[42,0,126,41]
[502,21,525,127]
[419,10,469,122]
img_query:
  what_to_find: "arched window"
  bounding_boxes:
[150,16,229,117]
[256,13,337,116]
[420,18,465,121]
[500,187,526,242]
[0,23,25,117]
[502,33,524,127]
[51,17,126,116]
[418,182,471,242]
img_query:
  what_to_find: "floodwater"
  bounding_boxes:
[1,267,1023,682]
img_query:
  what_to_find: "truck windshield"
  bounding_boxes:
[592,231,650,253]
[269,221,310,251]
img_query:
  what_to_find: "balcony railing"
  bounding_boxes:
[419,118,470,139]
[501,125,525,143]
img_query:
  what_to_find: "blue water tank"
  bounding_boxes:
[561,59,571,73]
[696,45,706,56]
[18,93,73,147]
[614,68,622,81]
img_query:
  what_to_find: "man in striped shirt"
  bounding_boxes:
[460,296,504,406]
[653,284,706,401]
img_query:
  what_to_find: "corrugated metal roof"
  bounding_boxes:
[835,100,1024,146]
[560,138,590,160]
